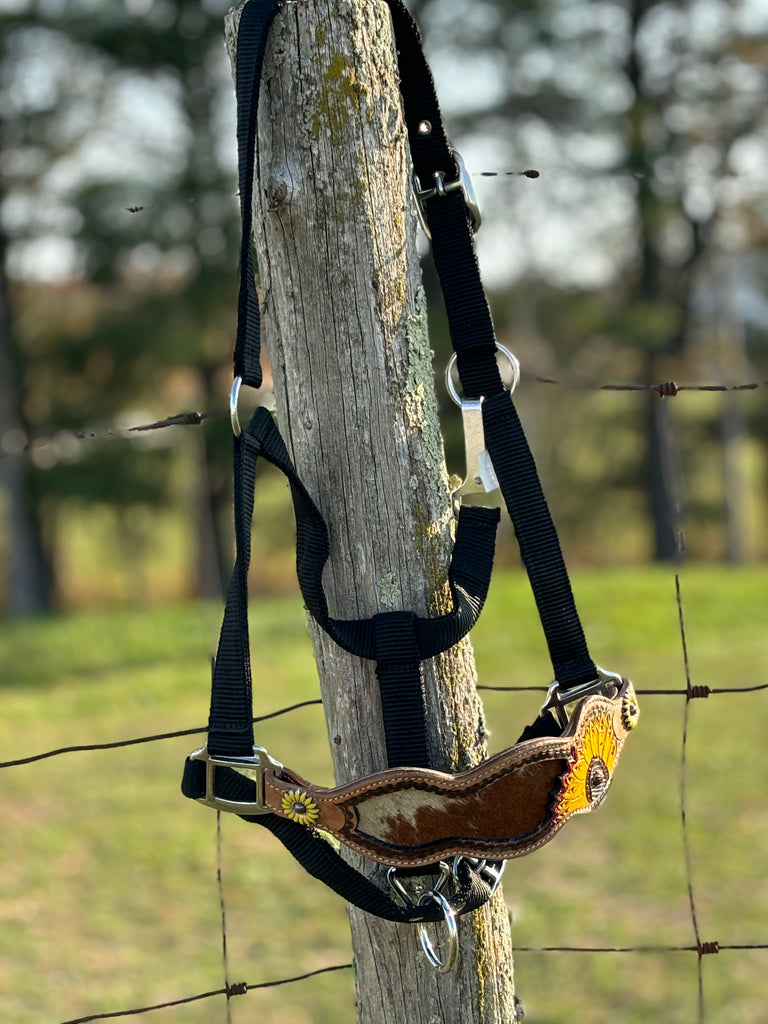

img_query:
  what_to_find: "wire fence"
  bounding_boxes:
[2,377,766,1023]
[0,373,765,463]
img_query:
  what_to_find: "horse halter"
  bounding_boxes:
[181,0,638,969]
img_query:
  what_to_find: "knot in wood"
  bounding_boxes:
[266,173,291,210]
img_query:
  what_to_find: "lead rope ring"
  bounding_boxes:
[417,891,458,973]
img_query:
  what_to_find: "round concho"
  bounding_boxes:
[585,756,610,804]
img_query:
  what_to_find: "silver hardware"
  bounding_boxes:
[230,375,243,437]
[452,857,506,901]
[446,345,520,499]
[445,344,521,406]
[386,862,452,909]
[230,376,277,435]
[540,666,624,729]
[388,858,504,971]
[454,399,497,497]
[189,743,283,815]
[413,150,481,240]
[417,890,458,973]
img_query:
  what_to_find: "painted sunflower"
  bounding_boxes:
[281,789,320,826]
[557,712,620,819]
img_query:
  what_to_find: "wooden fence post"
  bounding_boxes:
[225,2,517,1020]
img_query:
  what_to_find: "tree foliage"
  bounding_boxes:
[1,0,766,609]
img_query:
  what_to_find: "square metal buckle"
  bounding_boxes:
[540,666,623,729]
[189,744,282,815]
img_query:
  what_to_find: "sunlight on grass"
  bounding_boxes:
[1,565,766,1023]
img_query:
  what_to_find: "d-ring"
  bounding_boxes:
[230,376,243,437]
[445,344,521,406]
[416,890,458,973]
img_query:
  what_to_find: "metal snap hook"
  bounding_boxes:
[445,343,521,406]
[416,890,458,973]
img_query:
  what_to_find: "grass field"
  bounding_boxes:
[1,565,767,1024]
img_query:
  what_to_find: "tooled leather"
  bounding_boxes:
[260,690,634,867]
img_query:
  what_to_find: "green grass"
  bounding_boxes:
[1,565,766,1023]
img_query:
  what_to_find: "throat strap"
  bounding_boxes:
[205,408,499,762]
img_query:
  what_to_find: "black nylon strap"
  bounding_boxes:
[233,0,282,388]
[381,0,596,686]
[248,407,501,662]
[372,612,429,768]
[206,433,256,758]
[482,392,596,687]
[241,409,499,767]
[201,402,498,760]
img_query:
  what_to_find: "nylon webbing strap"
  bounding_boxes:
[372,612,429,768]
[234,0,282,388]
[382,0,596,687]
[483,392,596,687]
[201,403,499,724]
[206,433,256,758]
[238,409,498,767]
[249,407,500,663]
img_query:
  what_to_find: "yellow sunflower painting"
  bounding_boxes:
[556,711,620,819]
[281,789,320,826]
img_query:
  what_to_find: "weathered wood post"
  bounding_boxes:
[225,2,517,1020]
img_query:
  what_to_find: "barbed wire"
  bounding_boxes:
[56,963,354,1024]
[0,699,322,769]
[1,372,763,464]
[2,685,766,771]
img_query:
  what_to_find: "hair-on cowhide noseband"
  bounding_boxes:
[191,677,639,869]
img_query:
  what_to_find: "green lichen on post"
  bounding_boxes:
[390,284,459,626]
[310,50,371,145]
[472,909,490,1021]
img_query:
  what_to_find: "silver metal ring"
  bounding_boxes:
[445,344,520,406]
[416,890,458,973]
[230,375,243,437]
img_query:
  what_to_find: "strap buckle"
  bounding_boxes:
[540,666,624,729]
[189,743,283,815]
[412,150,481,240]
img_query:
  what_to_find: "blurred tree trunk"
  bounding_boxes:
[226,1,517,1021]
[625,0,680,561]
[0,223,50,613]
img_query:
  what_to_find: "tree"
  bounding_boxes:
[0,217,50,611]
[225,0,517,1020]
[415,0,768,560]
[0,0,244,606]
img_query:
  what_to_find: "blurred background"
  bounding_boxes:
[1,4,767,1023]
[1,0,766,614]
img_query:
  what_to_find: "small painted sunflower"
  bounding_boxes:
[621,687,640,731]
[556,711,619,819]
[281,789,320,826]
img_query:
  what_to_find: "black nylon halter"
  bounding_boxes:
[182,0,597,922]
